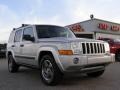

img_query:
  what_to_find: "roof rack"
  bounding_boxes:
[22,24,30,27]
[13,24,31,31]
[13,28,16,30]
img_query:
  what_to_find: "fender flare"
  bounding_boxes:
[6,49,16,61]
[36,46,64,72]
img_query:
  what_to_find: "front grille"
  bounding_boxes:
[82,42,105,54]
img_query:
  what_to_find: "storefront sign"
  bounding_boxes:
[111,25,120,31]
[98,23,108,30]
[67,24,84,32]
[98,23,120,31]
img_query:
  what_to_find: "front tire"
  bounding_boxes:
[40,55,63,85]
[8,55,19,73]
[87,70,104,77]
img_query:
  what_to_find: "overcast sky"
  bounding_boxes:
[0,0,120,42]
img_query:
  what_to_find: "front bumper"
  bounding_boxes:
[57,54,115,72]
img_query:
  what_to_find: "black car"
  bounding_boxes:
[0,44,7,58]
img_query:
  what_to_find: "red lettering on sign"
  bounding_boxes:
[111,25,120,31]
[98,23,108,30]
[98,23,120,32]
[68,24,84,32]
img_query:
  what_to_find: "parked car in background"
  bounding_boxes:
[0,43,7,58]
[98,38,120,61]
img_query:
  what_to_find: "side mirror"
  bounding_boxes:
[23,35,35,42]
[30,37,35,42]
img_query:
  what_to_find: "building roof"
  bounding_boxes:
[66,18,120,26]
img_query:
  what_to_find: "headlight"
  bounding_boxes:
[104,43,110,53]
[71,42,82,55]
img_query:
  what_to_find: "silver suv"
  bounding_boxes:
[7,24,114,85]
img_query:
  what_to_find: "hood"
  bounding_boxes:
[38,37,105,43]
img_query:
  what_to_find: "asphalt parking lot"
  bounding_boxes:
[0,58,120,90]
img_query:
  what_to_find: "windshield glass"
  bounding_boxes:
[36,25,76,39]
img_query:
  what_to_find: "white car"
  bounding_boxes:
[7,24,114,85]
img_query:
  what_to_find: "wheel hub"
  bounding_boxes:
[42,60,54,82]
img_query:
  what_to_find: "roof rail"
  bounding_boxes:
[22,24,30,27]
[13,24,31,31]
[13,28,16,30]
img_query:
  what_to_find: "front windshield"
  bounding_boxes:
[36,25,76,39]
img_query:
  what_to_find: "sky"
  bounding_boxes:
[0,0,120,43]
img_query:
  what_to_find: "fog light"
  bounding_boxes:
[73,58,79,64]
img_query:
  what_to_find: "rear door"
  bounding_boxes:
[13,29,23,62]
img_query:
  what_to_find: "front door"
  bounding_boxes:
[20,27,37,65]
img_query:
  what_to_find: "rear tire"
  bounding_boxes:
[40,54,63,86]
[87,70,104,77]
[8,55,19,73]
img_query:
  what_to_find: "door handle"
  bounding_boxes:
[20,44,24,47]
[11,45,15,47]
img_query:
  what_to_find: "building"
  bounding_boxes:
[66,18,120,39]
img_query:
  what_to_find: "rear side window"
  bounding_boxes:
[8,31,14,43]
[14,29,22,42]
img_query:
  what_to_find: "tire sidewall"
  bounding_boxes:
[40,55,62,85]
[8,55,14,72]
[8,55,19,73]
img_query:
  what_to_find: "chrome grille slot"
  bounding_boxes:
[86,43,90,54]
[100,44,103,53]
[97,43,100,53]
[82,42,105,54]
[82,43,86,54]
[94,43,97,53]
[102,44,105,53]
[90,43,93,54]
